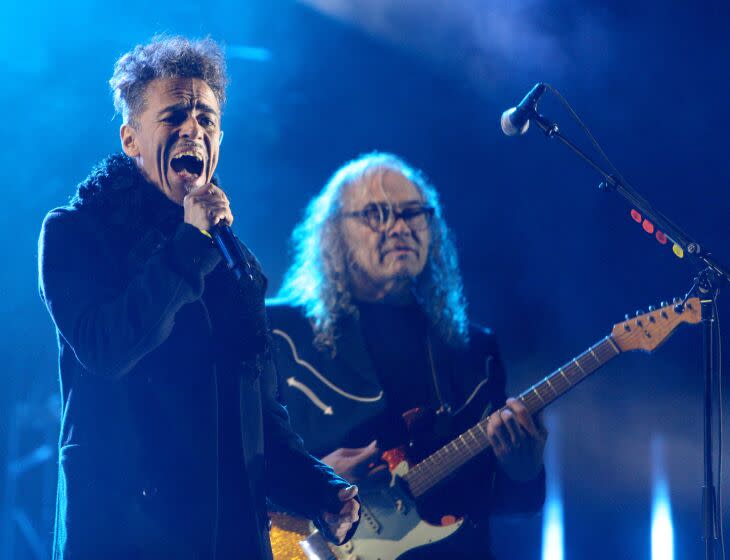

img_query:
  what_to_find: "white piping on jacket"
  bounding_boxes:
[451,379,489,416]
[272,329,384,403]
[451,355,494,417]
[287,377,333,415]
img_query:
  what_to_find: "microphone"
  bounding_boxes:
[500,83,547,136]
[211,223,252,282]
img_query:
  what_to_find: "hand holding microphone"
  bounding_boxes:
[183,183,254,282]
[183,183,234,232]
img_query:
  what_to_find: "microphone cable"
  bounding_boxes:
[540,83,629,186]
[536,84,693,246]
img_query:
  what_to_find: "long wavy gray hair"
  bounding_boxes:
[277,152,469,352]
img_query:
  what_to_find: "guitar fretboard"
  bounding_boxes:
[403,336,621,497]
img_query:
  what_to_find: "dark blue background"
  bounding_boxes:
[1,1,728,558]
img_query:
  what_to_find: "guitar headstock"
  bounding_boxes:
[611,297,702,352]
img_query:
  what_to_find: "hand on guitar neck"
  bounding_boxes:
[486,398,548,482]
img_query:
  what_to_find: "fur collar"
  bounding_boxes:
[71,153,182,230]
[71,153,142,208]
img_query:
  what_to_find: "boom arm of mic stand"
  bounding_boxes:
[529,110,730,283]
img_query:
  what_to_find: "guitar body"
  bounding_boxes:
[271,408,475,560]
[345,458,465,560]
[271,458,467,560]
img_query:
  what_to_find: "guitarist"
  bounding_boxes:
[267,152,547,558]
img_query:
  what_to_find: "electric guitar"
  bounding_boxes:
[269,298,702,560]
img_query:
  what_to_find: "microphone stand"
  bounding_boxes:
[524,109,729,560]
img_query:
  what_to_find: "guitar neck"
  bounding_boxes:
[404,335,622,497]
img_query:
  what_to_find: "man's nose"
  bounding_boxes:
[180,115,202,140]
[387,215,412,237]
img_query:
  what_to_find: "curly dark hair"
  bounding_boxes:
[109,35,227,124]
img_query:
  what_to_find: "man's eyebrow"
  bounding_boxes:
[195,102,219,116]
[398,199,425,207]
[157,102,219,117]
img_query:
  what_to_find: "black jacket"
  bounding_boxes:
[266,301,545,557]
[38,154,352,560]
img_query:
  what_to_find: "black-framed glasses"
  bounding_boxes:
[342,203,435,232]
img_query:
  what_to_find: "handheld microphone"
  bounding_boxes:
[211,223,252,282]
[500,83,547,136]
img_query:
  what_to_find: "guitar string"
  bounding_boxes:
[407,311,686,495]
[409,318,678,494]
[405,340,619,496]
[408,337,664,495]
[407,348,613,496]
[407,351,601,495]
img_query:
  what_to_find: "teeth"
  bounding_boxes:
[173,150,202,161]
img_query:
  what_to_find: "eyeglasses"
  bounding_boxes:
[342,203,435,232]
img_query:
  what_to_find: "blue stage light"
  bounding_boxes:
[651,437,674,560]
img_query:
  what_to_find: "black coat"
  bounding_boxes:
[38,155,352,560]
[266,301,545,557]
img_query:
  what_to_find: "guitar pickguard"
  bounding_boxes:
[341,460,464,560]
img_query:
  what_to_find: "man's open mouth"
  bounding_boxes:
[170,151,204,179]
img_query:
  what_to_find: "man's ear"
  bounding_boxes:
[120,123,140,157]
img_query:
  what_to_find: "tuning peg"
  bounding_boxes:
[647,306,657,322]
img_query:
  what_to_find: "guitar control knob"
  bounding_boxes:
[660,301,668,308]
[648,306,655,312]
[635,310,643,317]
